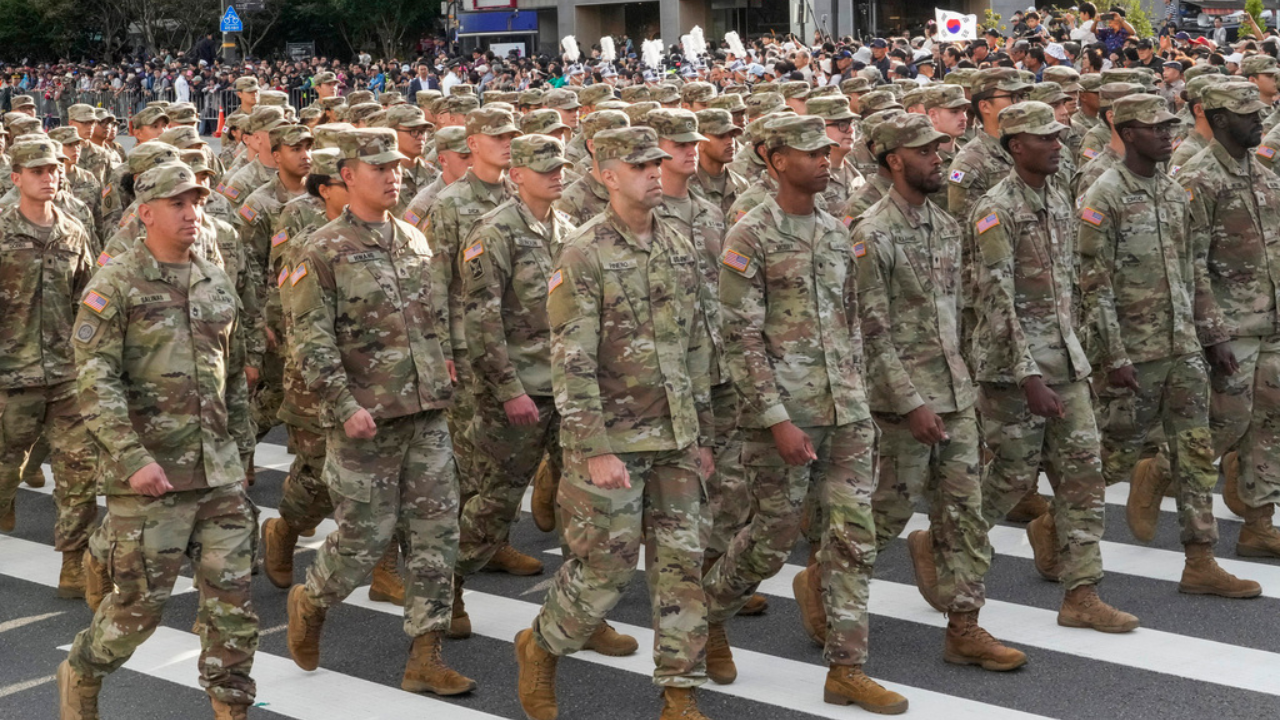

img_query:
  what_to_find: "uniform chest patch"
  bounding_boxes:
[605,260,637,270]
[548,269,563,293]
[75,322,97,342]
[346,252,377,263]
[136,293,171,304]
[1259,146,1277,159]
[464,241,485,261]
[290,263,308,285]
[852,241,867,258]
[404,210,421,225]
[96,252,112,267]
[722,249,751,272]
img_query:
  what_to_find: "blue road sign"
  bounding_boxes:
[220,6,243,32]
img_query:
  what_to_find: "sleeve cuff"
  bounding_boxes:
[893,393,926,417]
[758,404,791,429]
[334,391,364,425]
[117,447,156,485]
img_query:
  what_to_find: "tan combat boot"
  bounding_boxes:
[584,621,639,656]
[906,530,946,612]
[514,627,559,720]
[531,458,559,533]
[1026,513,1062,581]
[705,622,737,685]
[261,516,299,589]
[823,665,908,714]
[1058,584,1139,633]
[210,698,248,720]
[792,565,827,647]
[286,584,327,670]
[1238,504,1280,558]
[738,593,768,616]
[368,542,405,606]
[448,577,471,639]
[83,549,111,613]
[57,659,101,720]
[22,460,45,488]
[483,542,544,576]
[1179,542,1262,597]
[1005,488,1050,523]
[1221,452,1247,517]
[1125,458,1170,541]
[943,610,1027,671]
[58,551,86,599]
[659,687,711,719]
[401,631,477,695]
[0,499,15,533]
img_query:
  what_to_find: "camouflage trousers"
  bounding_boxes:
[0,382,98,552]
[706,381,749,558]
[69,483,259,705]
[871,407,989,611]
[249,351,284,438]
[979,381,1105,589]
[449,363,479,500]
[533,445,709,687]
[1097,354,1218,546]
[277,425,333,533]
[1208,335,1280,509]
[705,420,877,667]
[304,409,459,637]
[455,394,561,576]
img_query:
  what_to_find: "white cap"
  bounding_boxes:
[1226,52,1244,65]
[1046,43,1068,61]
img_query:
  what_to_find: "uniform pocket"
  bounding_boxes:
[106,514,150,604]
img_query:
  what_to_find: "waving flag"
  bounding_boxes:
[936,9,977,42]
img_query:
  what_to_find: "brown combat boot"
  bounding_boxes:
[210,698,248,720]
[659,687,711,719]
[705,622,737,684]
[1058,584,1139,633]
[368,542,405,606]
[1026,514,1062,582]
[1005,489,1050,523]
[1126,458,1170,542]
[1238,504,1280,558]
[0,500,15,533]
[83,549,111,613]
[1179,542,1262,598]
[448,577,472,639]
[584,621,639,656]
[58,551,86,599]
[943,610,1027,671]
[823,665,908,714]
[792,565,827,647]
[286,584,327,671]
[57,659,101,720]
[738,594,768,616]
[483,542,544,576]
[531,458,559,533]
[261,516,299,589]
[514,627,559,720]
[401,631,477,695]
[1222,452,1247,517]
[906,530,946,612]
[22,461,45,488]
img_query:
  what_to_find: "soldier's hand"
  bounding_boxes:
[446,360,457,384]
[1206,342,1239,376]
[504,394,541,426]
[698,446,715,480]
[128,462,173,497]
[344,408,378,439]
[1107,364,1141,392]
[906,406,948,445]
[771,421,817,466]
[244,365,260,392]
[588,454,631,489]
[1023,376,1066,418]
[265,327,279,352]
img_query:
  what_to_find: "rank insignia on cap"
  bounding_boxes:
[976,212,1000,234]
[463,241,484,261]
[271,230,289,247]
[722,248,751,272]
[1081,207,1105,226]
[290,262,308,285]
[96,252,112,267]
[1259,146,1276,159]
[1082,148,1099,159]
[239,204,258,222]
[852,241,867,257]
[548,269,563,293]
[277,267,289,287]
[83,291,110,313]
[949,169,965,183]
[404,210,421,225]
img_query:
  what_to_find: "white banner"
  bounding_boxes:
[936,9,978,42]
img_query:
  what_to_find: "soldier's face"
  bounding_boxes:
[343,160,402,212]
[440,150,473,179]
[513,166,565,202]
[141,190,205,246]
[659,139,699,177]
[557,107,579,129]
[1013,132,1062,177]
[274,142,313,179]
[603,158,663,210]
[1051,101,1072,125]
[471,132,517,170]
[895,140,944,194]
[1254,74,1279,96]
[396,126,426,158]
[928,106,968,138]
[1225,110,1264,148]
[63,143,81,165]
[699,132,737,165]
[773,146,831,195]
[14,164,59,203]
[824,119,855,153]
[135,120,168,143]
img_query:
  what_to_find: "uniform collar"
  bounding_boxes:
[886,186,931,229]
[1208,139,1251,177]
[137,237,214,286]
[603,204,658,252]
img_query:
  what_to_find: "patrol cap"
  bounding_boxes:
[1200,82,1270,114]
[681,81,715,105]
[135,162,209,203]
[132,104,169,127]
[485,91,520,105]
[921,85,969,110]
[1183,64,1221,82]
[10,94,35,109]
[647,108,707,143]
[765,115,837,152]
[871,113,948,155]
[593,127,671,164]
[450,84,476,96]
[47,126,83,145]
[744,91,785,117]
[445,94,480,115]
[518,88,546,106]
[1041,66,1081,87]
[1100,68,1153,89]
[299,107,323,123]
[840,76,875,94]
[11,133,46,144]
[745,110,793,144]
[313,122,355,149]
[722,84,748,96]
[596,100,629,111]
[581,109,630,140]
[998,101,1070,137]
[943,68,977,89]
[95,108,114,122]
[260,90,290,107]
[9,140,66,168]
[1029,82,1070,105]
[859,108,905,142]
[1015,71,1036,86]
[6,115,41,136]
[379,90,406,106]
[234,76,260,92]
[382,104,430,129]
[510,134,572,172]
[314,71,338,85]
[653,84,681,104]
[157,125,206,149]
[68,104,97,123]
[127,142,181,175]
[337,127,407,164]
[347,90,375,105]
[619,86,652,103]
[624,101,661,126]
[166,103,199,125]
[779,81,811,100]
[486,101,516,115]
[1185,74,1230,103]
[708,93,747,113]
[1078,74,1103,93]
[465,106,519,136]
[318,96,347,111]
[542,88,581,111]
[1099,82,1143,108]
[1112,94,1180,126]
[434,126,471,154]
[751,81,780,95]
[520,108,571,135]
[811,86,841,100]
[179,148,214,176]
[246,105,287,134]
[345,102,384,124]
[147,101,171,109]
[579,84,615,106]
[901,86,930,110]
[310,147,342,176]
[806,95,857,121]
[416,89,442,107]
[971,67,1033,97]
[860,89,903,115]
[1242,54,1280,77]
[694,108,741,136]
[269,124,313,148]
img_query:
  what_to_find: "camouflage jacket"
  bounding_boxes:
[1077,123,1109,167]
[719,195,870,429]
[274,194,332,431]
[72,241,252,494]
[64,165,103,239]
[1256,124,1280,173]
[564,132,589,166]
[1169,131,1211,174]
[77,141,113,184]
[461,198,574,402]
[854,188,973,414]
[848,137,880,179]
[98,163,131,231]
[237,175,306,338]
[396,157,441,217]
[821,156,865,220]
[1078,162,1205,371]
[969,170,1091,385]
[950,130,1014,317]
[1071,145,1121,201]
[1070,109,1100,139]
[553,169,610,226]
[688,163,750,217]
[0,205,95,388]
[219,157,276,207]
[1178,139,1280,342]
[846,172,894,219]
[727,143,767,184]
[548,206,713,456]
[401,175,447,230]
[0,187,98,254]
[203,188,237,227]
[655,192,729,385]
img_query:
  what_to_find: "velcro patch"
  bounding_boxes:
[975,212,1000,235]
[96,252,112,267]
[842,215,855,228]
[277,267,289,287]
[1081,148,1099,159]
[948,169,965,183]
[463,241,484,261]
[290,262,308,285]
[271,230,289,247]
[548,269,563,293]
[404,210,421,225]
[239,204,258,222]
[1170,165,1182,176]
[74,321,98,343]
[101,183,111,198]
[1259,146,1277,159]
[554,209,572,225]
[224,185,241,200]
[1080,207,1105,227]
[83,291,110,313]
[722,248,751,272]
[852,241,867,258]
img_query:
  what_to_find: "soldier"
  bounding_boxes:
[688,109,747,216]
[228,76,261,126]
[1077,94,1262,598]
[1169,75,1231,174]
[285,128,475,695]
[844,109,903,219]
[401,126,472,231]
[1028,83,1078,192]
[513,126,715,720]
[554,109,630,225]
[724,110,800,227]
[729,92,785,181]
[518,109,577,184]
[1242,54,1280,133]
[707,92,747,130]
[219,115,247,170]
[853,113,1029,666]
[0,139,97,599]
[704,115,907,714]
[542,88,582,132]
[1072,83,1143,199]
[375,104,439,215]
[915,86,969,213]
[130,105,169,144]
[59,163,258,720]
[809,96,864,215]
[66,104,111,184]
[220,106,288,205]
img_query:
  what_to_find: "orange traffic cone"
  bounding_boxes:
[214,107,225,138]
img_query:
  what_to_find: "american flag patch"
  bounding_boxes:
[277,267,289,287]
[404,210,421,225]
[842,215,855,228]
[271,230,288,247]
[1187,188,1194,202]
[1172,138,1183,150]
[722,248,751,272]
[215,182,226,194]
[1080,207,1105,227]
[1082,148,1098,159]
[949,169,965,183]
[225,185,241,199]
[101,183,111,198]
[239,204,258,222]
[975,212,1000,234]
[548,269,563,293]
[463,241,484,261]
[290,262,308,285]
[96,252,111,267]
[1259,146,1277,159]
[735,210,747,223]
[853,241,867,257]
[83,291,109,313]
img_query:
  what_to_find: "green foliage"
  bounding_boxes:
[0,0,56,60]
[980,8,1006,33]
[1110,0,1154,38]
[1247,0,1266,34]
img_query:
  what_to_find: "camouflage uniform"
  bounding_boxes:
[705,117,877,667]
[69,106,113,184]
[66,164,259,707]
[530,129,714,687]
[401,126,470,230]
[552,109,630,225]
[688,157,749,217]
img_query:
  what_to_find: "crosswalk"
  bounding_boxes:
[2,439,1280,719]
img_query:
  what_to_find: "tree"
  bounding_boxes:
[1247,0,1266,34]
[1109,0,1154,38]
[980,9,1005,33]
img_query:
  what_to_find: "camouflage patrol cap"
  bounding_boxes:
[1099,82,1144,109]
[860,89,904,115]
[746,109,794,144]
[68,104,97,123]
[1185,74,1230,103]
[135,162,209,203]
[12,133,46,144]
[313,122,355,149]
[6,115,41,136]
[694,108,740,136]
[971,67,1032,97]
[859,108,905,142]
[593,127,671,164]
[1112,93,1180,126]
[751,81,779,95]
[1100,68,1152,89]
[809,86,840,100]
[581,109,630,141]
[871,113,948,155]
[708,93,747,113]
[624,101,661,126]
[148,100,171,109]
[347,90,375,105]
[680,82,715,105]
[654,84,681,104]
[166,103,199,125]
[450,84,476,96]
[779,81,811,100]
[1042,66,1081,86]
[518,88,546,106]
[246,105,287,134]
[647,108,707,143]
[10,94,35,109]
[806,95,857,121]
[883,83,905,100]
[619,86,652,103]
[346,102,384,124]
[10,140,66,168]
[260,90,290,107]
[126,142,181,175]
[337,127,407,164]
[744,91,785,118]
[542,88,582,111]
[901,86,930,109]
[416,89,442,107]
[318,96,347,111]
[486,101,516,115]
[379,90,406,106]
[921,84,969,110]
[1015,71,1036,86]
[465,106,519,136]
[434,126,471,154]
[1201,82,1270,114]
[382,104,430,129]
[578,84,615,107]
[310,147,342,176]
[840,76,875,95]
[445,94,481,115]
[943,68,977,89]
[47,126,83,145]
[269,124,313,148]
[1242,54,1280,77]
[998,101,1070,137]
[597,100,629,111]
[485,91,520,105]
[1029,82,1070,105]
[95,108,114,122]
[234,76,260,92]
[314,71,338,85]
[857,67,883,84]
[722,84,748,95]
[180,148,214,176]
[429,97,450,116]
[299,107,323,123]
[225,113,249,130]
[764,115,837,152]
[1078,74,1103,93]
[157,125,206,149]
[132,105,169,127]
[510,134,572,172]
[520,108,571,135]
[1183,64,1221,82]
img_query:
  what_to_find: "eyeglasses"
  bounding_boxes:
[398,128,426,138]
[825,120,853,132]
